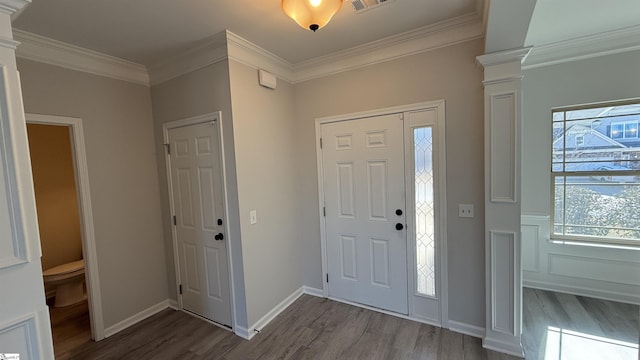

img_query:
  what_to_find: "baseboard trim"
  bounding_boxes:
[524,280,640,305]
[168,299,179,310]
[448,320,485,338]
[247,287,305,339]
[234,325,251,340]
[483,337,525,358]
[302,286,324,297]
[103,299,172,338]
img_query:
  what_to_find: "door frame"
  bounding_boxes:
[26,113,106,341]
[315,100,448,326]
[162,112,236,331]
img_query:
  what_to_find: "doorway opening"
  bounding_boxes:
[26,114,104,357]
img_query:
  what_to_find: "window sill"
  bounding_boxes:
[549,238,640,251]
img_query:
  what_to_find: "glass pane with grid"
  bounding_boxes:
[552,102,640,245]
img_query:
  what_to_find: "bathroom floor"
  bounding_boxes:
[47,298,91,360]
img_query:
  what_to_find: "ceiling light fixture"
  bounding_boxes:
[282,0,344,32]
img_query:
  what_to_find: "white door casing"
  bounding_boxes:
[316,101,448,325]
[165,115,232,327]
[25,114,105,341]
[321,113,409,314]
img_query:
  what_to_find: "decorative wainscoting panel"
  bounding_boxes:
[521,214,640,305]
[489,231,516,336]
[489,92,517,203]
[0,67,28,270]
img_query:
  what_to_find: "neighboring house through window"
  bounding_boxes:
[552,101,640,246]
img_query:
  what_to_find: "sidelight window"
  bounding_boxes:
[414,127,435,296]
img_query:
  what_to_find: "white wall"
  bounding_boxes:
[228,60,301,327]
[294,39,488,327]
[522,50,640,304]
[17,59,170,328]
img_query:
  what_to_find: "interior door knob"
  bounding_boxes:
[214,233,224,240]
[395,223,404,230]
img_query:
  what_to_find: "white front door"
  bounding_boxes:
[167,120,232,327]
[321,113,408,314]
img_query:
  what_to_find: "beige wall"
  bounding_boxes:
[150,59,249,327]
[294,39,487,327]
[17,59,168,328]
[228,60,300,326]
[27,123,82,271]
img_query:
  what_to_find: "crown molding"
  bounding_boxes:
[0,0,30,16]
[13,11,486,88]
[151,13,484,86]
[226,30,295,83]
[523,24,640,70]
[292,12,484,83]
[148,33,228,86]
[13,29,150,86]
[476,47,532,68]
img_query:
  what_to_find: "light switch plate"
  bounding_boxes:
[458,204,474,218]
[250,210,257,224]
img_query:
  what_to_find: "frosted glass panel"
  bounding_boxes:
[414,127,435,296]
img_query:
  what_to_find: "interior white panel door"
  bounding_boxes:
[321,114,408,314]
[168,121,232,327]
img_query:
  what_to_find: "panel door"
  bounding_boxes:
[168,121,232,327]
[321,113,408,314]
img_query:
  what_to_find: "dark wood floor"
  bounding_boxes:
[60,295,516,360]
[51,290,639,359]
[522,288,639,360]
[48,299,92,360]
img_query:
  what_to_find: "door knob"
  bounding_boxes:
[214,233,224,240]
[395,223,404,230]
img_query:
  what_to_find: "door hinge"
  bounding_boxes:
[320,137,323,149]
[323,207,326,217]
[179,284,182,295]
[326,273,329,283]
[173,215,177,226]
[164,143,171,155]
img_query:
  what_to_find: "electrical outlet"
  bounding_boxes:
[250,210,257,224]
[458,204,474,218]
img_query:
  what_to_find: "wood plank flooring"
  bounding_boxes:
[52,290,639,359]
[63,295,516,360]
[522,288,639,360]
[48,299,92,360]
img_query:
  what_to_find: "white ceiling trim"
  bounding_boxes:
[151,13,484,86]
[292,13,483,83]
[13,29,150,86]
[225,30,295,84]
[13,13,485,88]
[524,24,640,70]
[148,36,228,86]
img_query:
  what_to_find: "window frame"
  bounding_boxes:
[550,100,640,247]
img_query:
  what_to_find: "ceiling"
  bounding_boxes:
[525,0,640,46]
[12,0,482,67]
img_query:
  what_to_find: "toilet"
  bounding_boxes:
[43,259,86,307]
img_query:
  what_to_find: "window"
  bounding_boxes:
[610,120,639,139]
[552,101,640,246]
[414,127,435,296]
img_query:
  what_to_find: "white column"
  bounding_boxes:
[0,1,56,359]
[476,47,531,358]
